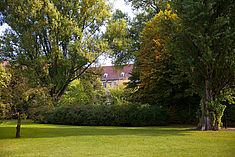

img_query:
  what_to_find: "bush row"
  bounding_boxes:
[40,104,169,126]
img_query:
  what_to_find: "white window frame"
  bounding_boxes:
[103,73,108,78]
[121,72,125,77]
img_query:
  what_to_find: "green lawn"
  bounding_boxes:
[0,120,234,157]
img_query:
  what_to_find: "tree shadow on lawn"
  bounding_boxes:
[0,125,194,139]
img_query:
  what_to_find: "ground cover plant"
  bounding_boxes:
[0,120,234,157]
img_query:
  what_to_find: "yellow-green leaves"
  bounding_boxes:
[130,4,185,105]
[0,0,112,100]
[0,64,10,89]
[106,19,130,50]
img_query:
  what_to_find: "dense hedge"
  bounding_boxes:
[40,104,169,126]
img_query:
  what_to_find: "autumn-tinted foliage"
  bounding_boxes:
[127,5,200,124]
[0,65,50,137]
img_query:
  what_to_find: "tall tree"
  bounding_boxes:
[0,0,111,100]
[134,6,179,103]
[128,4,200,123]
[170,0,235,130]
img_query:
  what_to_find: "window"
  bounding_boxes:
[103,82,107,88]
[103,73,108,78]
[121,72,125,77]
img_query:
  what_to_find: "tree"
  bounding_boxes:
[170,0,235,130]
[0,0,111,138]
[0,65,49,138]
[134,5,178,102]
[127,4,200,123]
[0,0,111,101]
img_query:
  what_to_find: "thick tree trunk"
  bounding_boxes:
[16,115,21,138]
[200,79,213,130]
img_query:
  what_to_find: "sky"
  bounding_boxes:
[0,0,133,66]
[112,0,134,18]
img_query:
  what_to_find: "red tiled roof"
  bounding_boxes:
[100,64,133,81]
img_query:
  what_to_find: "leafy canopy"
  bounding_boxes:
[0,0,111,99]
[170,0,235,130]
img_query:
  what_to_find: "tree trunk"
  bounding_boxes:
[201,98,206,130]
[16,115,21,138]
[200,79,213,130]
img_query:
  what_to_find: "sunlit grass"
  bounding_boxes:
[0,120,234,157]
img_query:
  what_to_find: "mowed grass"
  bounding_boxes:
[0,120,234,157]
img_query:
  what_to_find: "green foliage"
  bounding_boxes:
[134,5,180,103]
[125,0,166,12]
[170,0,235,130]
[170,0,234,96]
[0,65,52,121]
[61,79,89,105]
[0,0,111,100]
[105,1,166,65]
[0,63,10,89]
[106,86,128,105]
[103,11,133,65]
[60,76,106,106]
[207,100,226,128]
[40,103,169,126]
[0,64,10,119]
[220,88,235,126]
[125,5,200,124]
[41,83,169,126]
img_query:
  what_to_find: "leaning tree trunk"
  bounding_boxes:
[16,114,21,138]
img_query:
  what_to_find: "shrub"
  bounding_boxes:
[40,103,169,126]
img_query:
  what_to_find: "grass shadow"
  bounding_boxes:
[0,124,194,139]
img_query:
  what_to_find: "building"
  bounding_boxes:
[100,64,133,88]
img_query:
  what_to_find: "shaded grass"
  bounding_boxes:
[0,120,234,157]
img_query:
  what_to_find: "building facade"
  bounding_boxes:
[100,64,133,88]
